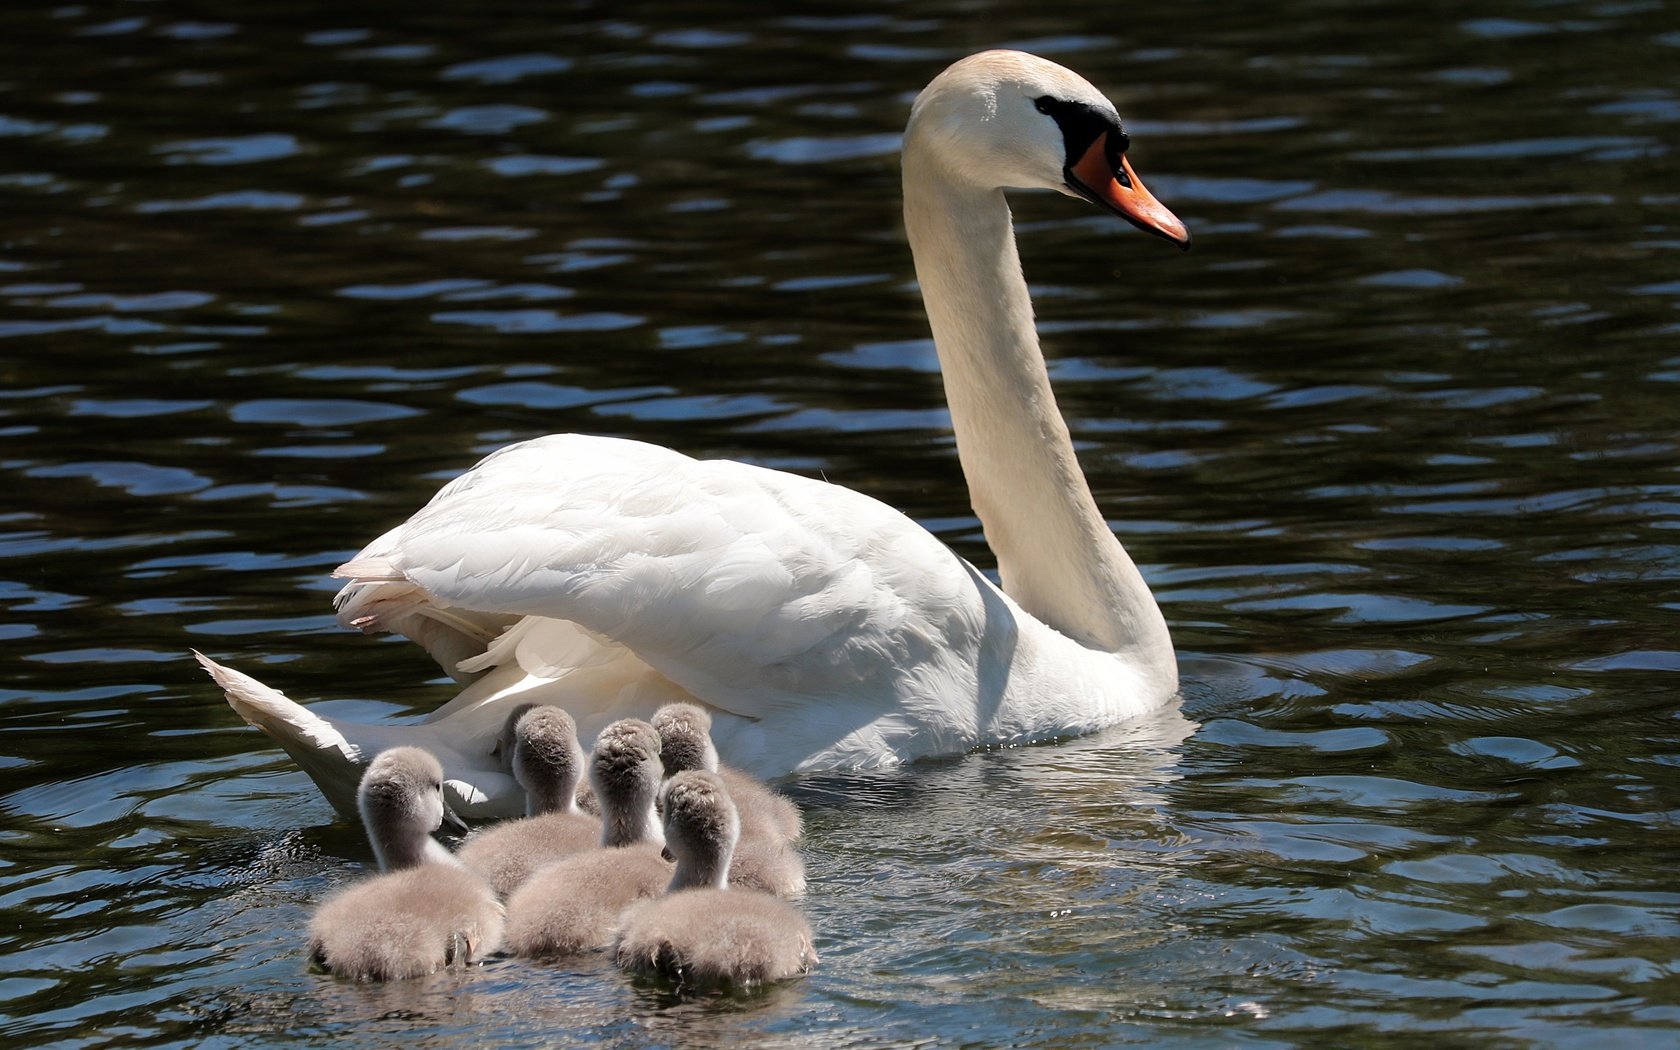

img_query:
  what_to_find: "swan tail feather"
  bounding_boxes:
[333,559,420,632]
[454,617,533,676]
[193,651,353,754]
[191,650,364,817]
[333,555,404,583]
[334,574,515,684]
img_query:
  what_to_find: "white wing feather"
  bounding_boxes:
[332,435,1019,770]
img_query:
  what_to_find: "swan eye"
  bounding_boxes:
[1033,95,1126,171]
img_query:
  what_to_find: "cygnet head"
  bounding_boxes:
[512,706,585,817]
[357,746,449,873]
[650,703,719,777]
[905,49,1187,247]
[661,770,740,892]
[589,718,665,848]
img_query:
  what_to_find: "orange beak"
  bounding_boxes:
[1068,132,1190,249]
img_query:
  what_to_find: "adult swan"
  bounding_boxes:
[196,50,1191,819]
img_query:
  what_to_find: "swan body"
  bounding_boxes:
[614,771,815,989]
[306,747,503,980]
[458,706,600,896]
[201,49,1187,816]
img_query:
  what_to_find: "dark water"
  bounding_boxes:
[3,0,1678,1046]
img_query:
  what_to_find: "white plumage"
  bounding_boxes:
[198,50,1187,817]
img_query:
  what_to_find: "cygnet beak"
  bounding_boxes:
[440,802,470,836]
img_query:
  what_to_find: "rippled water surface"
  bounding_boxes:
[4,0,1679,1046]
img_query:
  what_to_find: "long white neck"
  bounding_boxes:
[901,137,1174,685]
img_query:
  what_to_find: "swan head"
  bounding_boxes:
[357,746,451,872]
[511,705,585,816]
[906,49,1188,247]
[660,770,739,891]
[651,702,720,777]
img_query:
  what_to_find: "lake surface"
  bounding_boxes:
[3,0,1678,1046]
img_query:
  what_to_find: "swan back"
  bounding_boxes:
[613,887,816,991]
[502,843,670,957]
[307,864,504,980]
[457,809,600,900]
[726,834,807,899]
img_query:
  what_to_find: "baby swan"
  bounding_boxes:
[503,719,673,956]
[459,706,600,898]
[653,703,806,897]
[652,703,803,843]
[307,747,503,980]
[494,701,598,816]
[614,770,816,991]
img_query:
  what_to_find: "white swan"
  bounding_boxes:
[197,49,1188,819]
